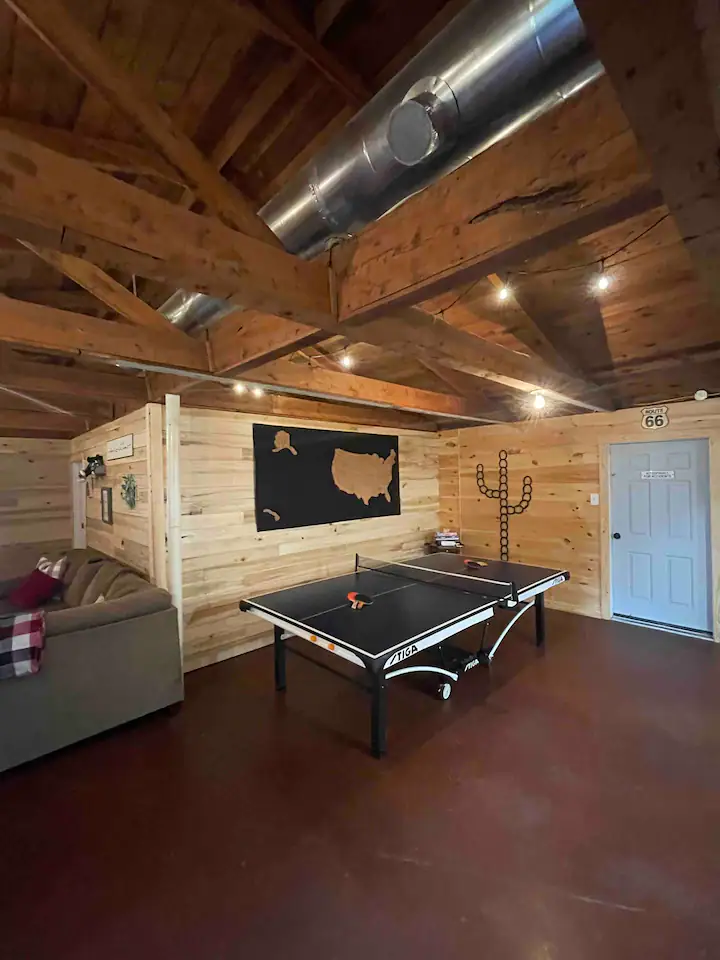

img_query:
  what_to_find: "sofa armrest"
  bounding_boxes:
[46,588,173,637]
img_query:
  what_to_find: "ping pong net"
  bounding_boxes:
[355,555,518,604]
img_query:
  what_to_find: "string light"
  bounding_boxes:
[497,285,511,301]
[233,382,246,394]
[532,391,546,410]
[340,354,353,369]
[252,386,264,398]
[595,265,611,292]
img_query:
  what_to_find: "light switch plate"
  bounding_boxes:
[590,493,600,506]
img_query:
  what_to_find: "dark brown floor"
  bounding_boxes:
[2,611,720,959]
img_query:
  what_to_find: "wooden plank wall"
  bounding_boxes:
[180,407,441,672]
[70,405,161,578]
[0,437,71,578]
[449,400,720,636]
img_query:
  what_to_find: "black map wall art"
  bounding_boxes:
[476,450,533,561]
[253,423,400,531]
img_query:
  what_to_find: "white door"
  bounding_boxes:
[610,439,712,632]
[71,462,87,549]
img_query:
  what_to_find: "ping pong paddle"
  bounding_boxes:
[464,559,485,570]
[348,591,372,610]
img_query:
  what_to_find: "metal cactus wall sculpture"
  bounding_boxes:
[475,450,533,561]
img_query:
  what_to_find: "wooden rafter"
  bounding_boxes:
[3,0,280,245]
[185,385,433,432]
[314,0,354,38]
[233,0,372,107]
[210,311,324,373]
[0,408,90,434]
[18,243,195,342]
[0,127,608,410]
[574,0,720,308]
[485,273,587,378]
[0,127,329,320]
[0,355,147,402]
[241,358,498,421]
[337,78,659,319]
[0,117,186,185]
[0,296,209,371]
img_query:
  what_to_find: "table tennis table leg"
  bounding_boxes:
[535,592,546,648]
[370,670,387,758]
[274,625,287,691]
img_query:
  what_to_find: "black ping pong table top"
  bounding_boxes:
[243,553,568,659]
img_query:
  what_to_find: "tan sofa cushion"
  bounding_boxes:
[60,549,100,588]
[63,558,106,606]
[105,572,153,601]
[80,561,127,605]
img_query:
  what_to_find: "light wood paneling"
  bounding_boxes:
[451,400,720,637]
[180,407,441,672]
[0,436,71,578]
[70,405,156,577]
[438,429,459,530]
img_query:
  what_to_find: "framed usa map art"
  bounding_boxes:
[253,424,400,531]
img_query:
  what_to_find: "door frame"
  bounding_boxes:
[70,460,87,549]
[599,437,718,640]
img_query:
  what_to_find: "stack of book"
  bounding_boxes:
[431,530,463,550]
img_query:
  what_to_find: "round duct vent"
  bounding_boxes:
[386,76,459,167]
[387,97,439,166]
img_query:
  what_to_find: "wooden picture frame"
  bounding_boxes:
[101,486,113,525]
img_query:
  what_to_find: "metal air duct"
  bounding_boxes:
[164,0,603,329]
[260,0,603,256]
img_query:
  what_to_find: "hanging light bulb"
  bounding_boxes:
[233,382,246,394]
[340,353,353,369]
[497,285,511,301]
[533,391,546,410]
[595,262,611,292]
[252,386,264,398]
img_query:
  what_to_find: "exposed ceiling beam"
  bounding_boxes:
[0,128,607,411]
[574,0,720,309]
[0,354,147,401]
[315,0,354,38]
[0,127,329,321]
[341,308,609,411]
[210,55,305,172]
[0,408,90,434]
[3,0,279,244]
[485,274,580,377]
[18,243,195,341]
[237,0,372,107]
[1,287,107,313]
[184,386,434,432]
[336,78,659,319]
[241,358,502,421]
[210,310,324,372]
[0,296,209,371]
[0,117,186,185]
[209,1,347,173]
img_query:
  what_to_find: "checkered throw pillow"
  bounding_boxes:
[36,556,67,581]
[0,611,46,679]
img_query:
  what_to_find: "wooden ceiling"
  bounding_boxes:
[0,0,716,437]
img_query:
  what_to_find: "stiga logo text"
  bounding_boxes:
[387,644,418,668]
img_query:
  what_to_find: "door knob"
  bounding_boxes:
[612,532,621,540]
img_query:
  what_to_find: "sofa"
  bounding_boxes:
[0,548,183,773]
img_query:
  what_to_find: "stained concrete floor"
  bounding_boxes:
[1,609,719,959]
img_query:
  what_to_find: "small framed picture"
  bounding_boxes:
[101,487,113,525]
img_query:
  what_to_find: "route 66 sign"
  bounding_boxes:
[641,405,669,430]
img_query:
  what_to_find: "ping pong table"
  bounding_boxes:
[239,553,569,757]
